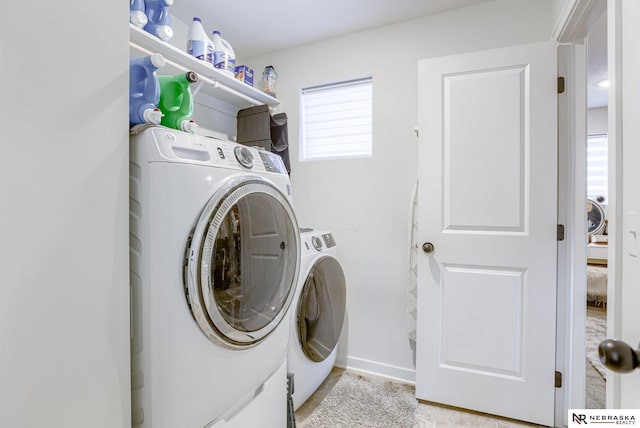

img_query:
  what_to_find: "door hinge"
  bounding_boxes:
[555,371,563,388]
[558,76,566,94]
[557,224,565,241]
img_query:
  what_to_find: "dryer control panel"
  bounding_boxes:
[311,236,323,251]
[301,231,336,254]
[321,233,336,248]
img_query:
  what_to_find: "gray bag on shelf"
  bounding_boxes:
[236,105,271,151]
[270,112,290,174]
[237,105,290,174]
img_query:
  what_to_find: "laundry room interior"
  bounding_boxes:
[3,0,640,427]
[158,0,553,383]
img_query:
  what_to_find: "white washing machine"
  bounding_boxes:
[288,228,347,410]
[129,126,300,428]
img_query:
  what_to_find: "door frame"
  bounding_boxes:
[554,0,621,422]
[556,40,588,424]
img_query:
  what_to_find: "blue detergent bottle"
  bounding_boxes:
[129,53,166,126]
[158,71,199,133]
[144,0,174,42]
[130,0,147,28]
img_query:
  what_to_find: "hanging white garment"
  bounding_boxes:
[407,179,419,342]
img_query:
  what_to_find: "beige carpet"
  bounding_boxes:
[586,306,607,379]
[296,311,607,426]
[586,358,605,409]
[296,371,417,428]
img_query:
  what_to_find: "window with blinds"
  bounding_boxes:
[587,134,608,204]
[300,77,373,161]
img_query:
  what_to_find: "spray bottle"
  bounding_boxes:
[158,71,199,133]
[144,0,174,42]
[212,31,236,77]
[130,0,148,28]
[129,53,166,126]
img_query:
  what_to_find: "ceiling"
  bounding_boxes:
[169,0,607,108]
[169,0,492,58]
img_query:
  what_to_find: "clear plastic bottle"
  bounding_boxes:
[130,0,148,28]
[158,71,199,133]
[261,65,277,97]
[129,53,166,126]
[143,0,174,42]
[212,31,236,77]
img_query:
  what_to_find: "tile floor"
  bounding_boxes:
[412,402,545,428]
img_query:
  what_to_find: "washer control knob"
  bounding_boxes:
[311,236,323,251]
[234,146,254,169]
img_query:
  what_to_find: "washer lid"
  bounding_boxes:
[185,175,300,348]
[297,256,347,362]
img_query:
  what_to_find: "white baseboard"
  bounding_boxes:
[335,355,416,385]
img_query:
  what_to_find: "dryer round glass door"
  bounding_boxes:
[297,256,346,362]
[185,176,300,348]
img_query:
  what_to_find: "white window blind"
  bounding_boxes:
[300,77,372,161]
[587,134,608,204]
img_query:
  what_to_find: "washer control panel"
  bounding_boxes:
[148,127,288,176]
[259,151,287,174]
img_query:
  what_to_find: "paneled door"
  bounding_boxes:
[416,41,558,426]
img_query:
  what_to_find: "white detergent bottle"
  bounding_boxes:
[187,17,214,63]
[212,31,236,77]
[206,35,215,64]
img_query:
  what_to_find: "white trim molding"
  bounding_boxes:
[552,0,606,43]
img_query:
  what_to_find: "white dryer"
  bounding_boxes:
[288,229,347,410]
[129,126,300,428]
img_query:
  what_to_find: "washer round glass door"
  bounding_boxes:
[185,176,300,348]
[587,198,606,235]
[297,256,346,362]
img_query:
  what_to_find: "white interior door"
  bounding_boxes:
[416,41,558,426]
[617,0,640,409]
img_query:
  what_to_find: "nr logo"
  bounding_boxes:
[573,413,588,424]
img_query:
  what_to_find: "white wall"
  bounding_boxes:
[245,0,553,382]
[0,3,130,427]
[588,106,608,134]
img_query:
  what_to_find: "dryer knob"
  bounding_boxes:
[311,236,323,251]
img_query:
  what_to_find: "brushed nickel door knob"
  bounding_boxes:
[422,242,435,254]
